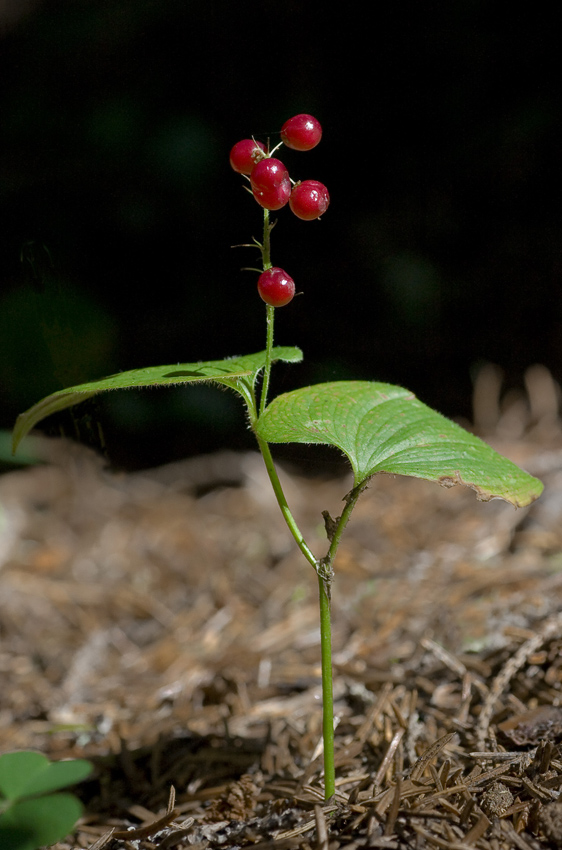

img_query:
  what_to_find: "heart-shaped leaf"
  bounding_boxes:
[0,793,84,850]
[12,347,302,453]
[0,752,48,801]
[0,751,92,801]
[256,381,543,507]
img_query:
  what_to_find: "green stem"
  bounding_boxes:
[254,204,340,802]
[312,485,367,801]
[259,208,274,417]
[318,573,335,800]
[255,434,317,570]
[262,207,272,268]
[256,431,336,801]
[259,305,275,417]
[325,482,366,566]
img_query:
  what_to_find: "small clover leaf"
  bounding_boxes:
[0,752,92,850]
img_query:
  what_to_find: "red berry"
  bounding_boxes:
[229,138,266,174]
[250,157,291,210]
[257,267,295,307]
[289,180,330,220]
[281,114,322,151]
[252,180,292,211]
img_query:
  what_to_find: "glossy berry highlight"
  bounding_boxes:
[289,180,330,220]
[281,114,322,151]
[250,157,291,210]
[257,267,295,307]
[229,139,265,174]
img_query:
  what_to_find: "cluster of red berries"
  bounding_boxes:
[230,114,329,308]
[230,114,329,219]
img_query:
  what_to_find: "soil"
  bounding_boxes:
[2,379,562,850]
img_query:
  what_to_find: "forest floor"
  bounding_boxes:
[2,370,562,850]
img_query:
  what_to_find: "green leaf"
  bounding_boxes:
[19,758,92,797]
[256,381,543,507]
[0,431,45,466]
[0,752,92,800]
[12,347,302,453]
[0,753,49,801]
[0,793,83,850]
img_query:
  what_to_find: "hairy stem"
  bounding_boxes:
[262,207,272,269]
[259,208,274,416]
[260,305,275,417]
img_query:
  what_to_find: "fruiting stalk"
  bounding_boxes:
[259,208,273,416]
[260,305,275,417]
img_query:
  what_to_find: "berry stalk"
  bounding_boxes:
[260,303,275,417]
[259,207,274,416]
[262,206,272,271]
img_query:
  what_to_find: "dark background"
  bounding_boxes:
[1,0,561,470]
